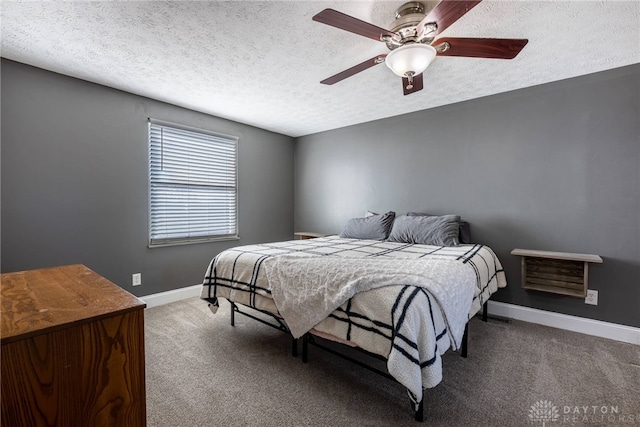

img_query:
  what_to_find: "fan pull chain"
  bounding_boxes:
[406,73,414,90]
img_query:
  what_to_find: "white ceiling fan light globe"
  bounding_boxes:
[385,44,437,77]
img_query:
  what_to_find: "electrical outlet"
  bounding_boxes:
[585,289,598,305]
[132,273,142,287]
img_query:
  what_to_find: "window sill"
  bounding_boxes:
[148,235,240,248]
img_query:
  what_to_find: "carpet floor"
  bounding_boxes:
[145,297,639,427]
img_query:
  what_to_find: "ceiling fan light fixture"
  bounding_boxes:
[384,43,436,77]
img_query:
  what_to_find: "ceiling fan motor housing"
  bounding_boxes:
[386,1,437,49]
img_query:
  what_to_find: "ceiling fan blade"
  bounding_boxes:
[313,9,396,42]
[434,38,528,59]
[416,0,482,37]
[321,55,387,85]
[402,73,424,96]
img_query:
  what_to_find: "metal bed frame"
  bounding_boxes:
[215,298,489,422]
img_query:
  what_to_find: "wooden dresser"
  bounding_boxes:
[1,264,147,426]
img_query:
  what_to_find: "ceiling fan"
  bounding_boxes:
[313,0,528,95]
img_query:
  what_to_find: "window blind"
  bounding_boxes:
[148,120,238,247]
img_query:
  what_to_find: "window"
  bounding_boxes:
[148,119,238,247]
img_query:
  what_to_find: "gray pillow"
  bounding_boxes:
[339,211,396,240]
[387,215,461,246]
[407,212,471,244]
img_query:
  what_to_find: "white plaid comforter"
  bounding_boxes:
[200,236,506,403]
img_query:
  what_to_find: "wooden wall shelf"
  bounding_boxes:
[294,232,328,240]
[511,249,603,298]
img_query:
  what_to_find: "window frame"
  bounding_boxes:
[147,118,239,248]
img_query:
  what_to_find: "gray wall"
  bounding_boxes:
[295,64,640,328]
[3,58,638,327]
[1,59,295,295]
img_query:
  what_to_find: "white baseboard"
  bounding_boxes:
[139,286,639,345]
[140,284,201,309]
[488,301,640,345]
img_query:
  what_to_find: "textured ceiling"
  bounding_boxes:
[2,1,639,137]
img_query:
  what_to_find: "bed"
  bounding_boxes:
[200,213,506,421]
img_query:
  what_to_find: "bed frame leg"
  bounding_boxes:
[302,333,309,363]
[460,323,468,358]
[292,338,298,357]
[415,399,424,422]
[482,301,488,322]
[230,301,236,326]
